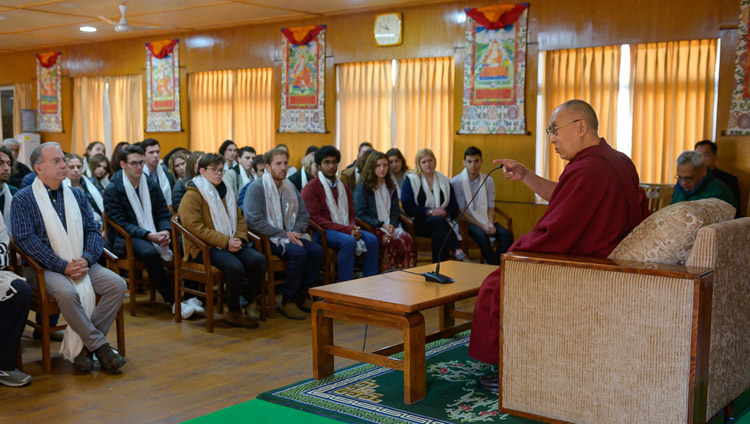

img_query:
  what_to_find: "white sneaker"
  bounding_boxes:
[247,303,260,321]
[172,302,195,320]
[186,297,206,316]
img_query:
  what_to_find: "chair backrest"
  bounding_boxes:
[169,215,184,264]
[640,183,674,214]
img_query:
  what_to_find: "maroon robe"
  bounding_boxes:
[468,138,648,364]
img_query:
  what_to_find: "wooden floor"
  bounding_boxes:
[3,291,477,423]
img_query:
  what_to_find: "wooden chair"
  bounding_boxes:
[354,218,388,273]
[307,221,340,285]
[246,230,288,321]
[458,206,514,263]
[103,212,171,316]
[399,214,436,265]
[9,240,125,373]
[169,215,226,332]
[640,183,674,214]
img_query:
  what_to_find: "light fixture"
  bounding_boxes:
[79,26,97,32]
[456,11,466,24]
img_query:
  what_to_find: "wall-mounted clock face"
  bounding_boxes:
[374,12,402,47]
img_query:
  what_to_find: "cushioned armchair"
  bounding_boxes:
[497,200,750,424]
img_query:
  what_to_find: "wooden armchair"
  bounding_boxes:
[640,183,674,214]
[399,214,434,265]
[170,215,225,333]
[307,221,337,285]
[458,206,514,263]
[9,240,125,373]
[246,230,288,320]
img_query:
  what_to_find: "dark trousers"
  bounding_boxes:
[270,239,323,302]
[132,238,173,304]
[466,222,513,265]
[0,280,31,370]
[196,245,265,312]
[414,216,459,263]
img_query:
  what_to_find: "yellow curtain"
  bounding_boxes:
[630,39,717,184]
[543,46,621,180]
[12,83,32,136]
[233,68,274,154]
[71,77,107,156]
[394,57,454,175]
[189,68,274,153]
[336,61,393,166]
[108,75,144,146]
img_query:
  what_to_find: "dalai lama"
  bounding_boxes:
[470,99,649,393]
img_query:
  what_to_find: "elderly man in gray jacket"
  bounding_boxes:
[243,147,323,320]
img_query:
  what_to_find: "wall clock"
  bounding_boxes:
[374,12,402,47]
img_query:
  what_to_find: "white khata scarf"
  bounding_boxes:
[406,171,461,241]
[238,165,252,189]
[0,210,23,302]
[123,172,173,262]
[63,177,104,226]
[262,171,310,248]
[143,164,172,206]
[301,169,309,189]
[1,183,12,235]
[458,168,490,227]
[32,177,93,362]
[391,174,402,198]
[374,183,391,225]
[83,157,90,178]
[192,175,237,238]
[318,170,349,225]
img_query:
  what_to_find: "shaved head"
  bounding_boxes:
[557,100,599,131]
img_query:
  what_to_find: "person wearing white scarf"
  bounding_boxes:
[401,149,465,263]
[63,154,104,229]
[450,148,514,265]
[103,145,179,316]
[0,175,13,237]
[222,147,255,198]
[141,139,174,207]
[178,154,265,328]
[12,143,126,374]
[299,146,379,283]
[243,149,322,319]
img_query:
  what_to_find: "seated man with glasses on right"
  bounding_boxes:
[671,150,738,216]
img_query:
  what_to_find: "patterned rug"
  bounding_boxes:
[258,332,541,424]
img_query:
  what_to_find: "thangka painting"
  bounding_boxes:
[36,51,63,132]
[727,0,750,134]
[146,39,181,132]
[279,25,326,133]
[459,4,529,134]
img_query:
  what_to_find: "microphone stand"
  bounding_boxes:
[421,164,504,284]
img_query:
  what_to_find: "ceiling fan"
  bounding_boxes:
[97,2,172,33]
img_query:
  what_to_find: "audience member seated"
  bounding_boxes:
[341,148,372,189]
[103,145,191,317]
[346,141,373,169]
[0,146,19,233]
[88,154,111,190]
[20,171,36,190]
[178,153,264,328]
[64,154,104,230]
[244,147,322,320]
[353,151,416,270]
[140,138,175,208]
[671,150,738,214]
[694,140,741,213]
[219,140,238,172]
[12,142,127,374]
[82,141,105,179]
[238,155,266,207]
[162,147,188,174]
[275,144,297,176]
[450,146,513,265]
[401,148,464,263]
[3,138,32,189]
[223,146,255,196]
[168,150,189,184]
[301,145,379,282]
[110,142,130,174]
[386,148,408,198]
[173,151,204,212]
[288,151,317,193]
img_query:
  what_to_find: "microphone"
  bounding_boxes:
[421,164,504,284]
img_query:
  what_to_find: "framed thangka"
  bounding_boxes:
[279,25,326,133]
[727,0,750,134]
[36,51,63,133]
[459,4,529,134]
[146,39,182,132]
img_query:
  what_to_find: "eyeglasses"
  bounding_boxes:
[545,119,581,137]
[206,167,224,175]
[675,174,698,183]
[127,160,145,167]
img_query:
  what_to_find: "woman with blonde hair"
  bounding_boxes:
[168,150,190,183]
[401,148,464,263]
[354,151,416,270]
[83,141,105,178]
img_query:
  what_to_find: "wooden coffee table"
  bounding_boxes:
[310,261,497,404]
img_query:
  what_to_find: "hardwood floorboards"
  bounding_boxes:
[2,294,477,423]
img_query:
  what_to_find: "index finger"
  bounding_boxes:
[492,159,514,167]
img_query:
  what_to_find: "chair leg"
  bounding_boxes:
[41,312,51,373]
[259,273,268,322]
[116,305,126,357]
[128,275,136,317]
[268,273,276,319]
[174,275,182,323]
[206,281,214,333]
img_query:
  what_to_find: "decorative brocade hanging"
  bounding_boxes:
[146,39,181,132]
[279,25,326,133]
[36,51,63,133]
[459,4,528,134]
[727,0,750,134]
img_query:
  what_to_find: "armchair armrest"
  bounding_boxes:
[246,230,265,255]
[493,206,513,236]
[103,213,135,260]
[399,213,415,237]
[307,220,328,252]
[355,217,374,232]
[9,240,48,303]
[170,215,212,269]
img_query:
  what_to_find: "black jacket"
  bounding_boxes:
[172,179,186,212]
[353,183,401,228]
[287,169,312,193]
[103,170,172,256]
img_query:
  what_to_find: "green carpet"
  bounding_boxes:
[184,399,342,424]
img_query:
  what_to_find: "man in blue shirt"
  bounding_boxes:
[11,142,127,374]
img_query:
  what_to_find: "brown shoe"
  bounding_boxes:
[296,297,313,313]
[279,302,306,320]
[224,311,259,328]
